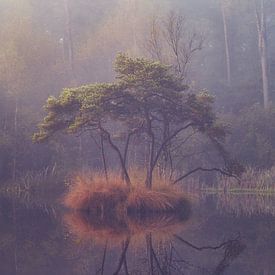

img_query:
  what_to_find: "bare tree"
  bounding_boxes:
[145,11,204,82]
[146,15,164,62]
[143,12,205,185]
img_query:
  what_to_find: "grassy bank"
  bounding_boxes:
[200,167,275,194]
[200,192,275,217]
[201,187,275,195]
[0,166,67,207]
[63,173,190,216]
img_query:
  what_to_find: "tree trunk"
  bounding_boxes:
[99,125,131,186]
[145,138,154,189]
[12,98,18,181]
[161,116,171,177]
[12,196,18,274]
[3,110,7,133]
[78,136,83,169]
[123,133,132,171]
[107,136,131,186]
[120,132,134,182]
[64,0,76,83]
[132,0,138,55]
[100,241,108,275]
[113,238,130,275]
[221,0,232,86]
[145,115,155,189]
[100,134,108,182]
[146,234,154,275]
[255,0,270,108]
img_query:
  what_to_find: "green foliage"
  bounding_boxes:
[34,54,222,144]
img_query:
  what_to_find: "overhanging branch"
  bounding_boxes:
[172,167,240,185]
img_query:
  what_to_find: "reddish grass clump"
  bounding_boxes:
[63,172,190,215]
[63,175,129,214]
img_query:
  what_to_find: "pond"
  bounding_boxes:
[0,191,274,274]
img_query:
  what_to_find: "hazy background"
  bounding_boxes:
[1,0,275,182]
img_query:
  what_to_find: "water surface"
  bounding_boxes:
[0,192,274,275]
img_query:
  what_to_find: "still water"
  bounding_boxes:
[0,192,274,275]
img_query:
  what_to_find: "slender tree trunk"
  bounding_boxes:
[12,197,18,274]
[64,0,76,83]
[3,110,7,133]
[107,136,131,186]
[100,134,108,182]
[100,241,108,275]
[145,138,154,189]
[123,133,132,169]
[78,136,83,169]
[162,117,171,178]
[145,115,155,189]
[221,0,232,86]
[123,242,129,275]
[12,98,18,181]
[113,238,130,275]
[146,234,154,275]
[261,37,269,109]
[255,0,270,108]
[99,125,131,186]
[128,0,138,54]
[121,132,133,182]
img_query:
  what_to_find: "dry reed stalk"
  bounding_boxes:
[63,172,190,214]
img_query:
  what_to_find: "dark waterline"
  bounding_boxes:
[0,192,274,275]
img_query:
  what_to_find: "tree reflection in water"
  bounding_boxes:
[174,234,245,274]
[64,205,245,275]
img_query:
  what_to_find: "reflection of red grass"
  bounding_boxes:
[63,212,129,245]
[63,209,190,247]
[63,173,189,214]
[127,187,188,213]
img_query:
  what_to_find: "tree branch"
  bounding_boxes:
[174,234,241,251]
[172,167,240,185]
[152,123,194,170]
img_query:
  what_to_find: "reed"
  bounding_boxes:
[63,171,189,215]
[213,166,275,193]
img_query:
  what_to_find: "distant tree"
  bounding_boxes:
[254,0,270,108]
[0,1,65,179]
[145,11,204,82]
[34,54,240,188]
[220,0,232,87]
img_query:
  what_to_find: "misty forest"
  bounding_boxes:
[1,0,275,274]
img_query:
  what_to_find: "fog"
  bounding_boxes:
[0,0,275,183]
[1,1,275,275]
